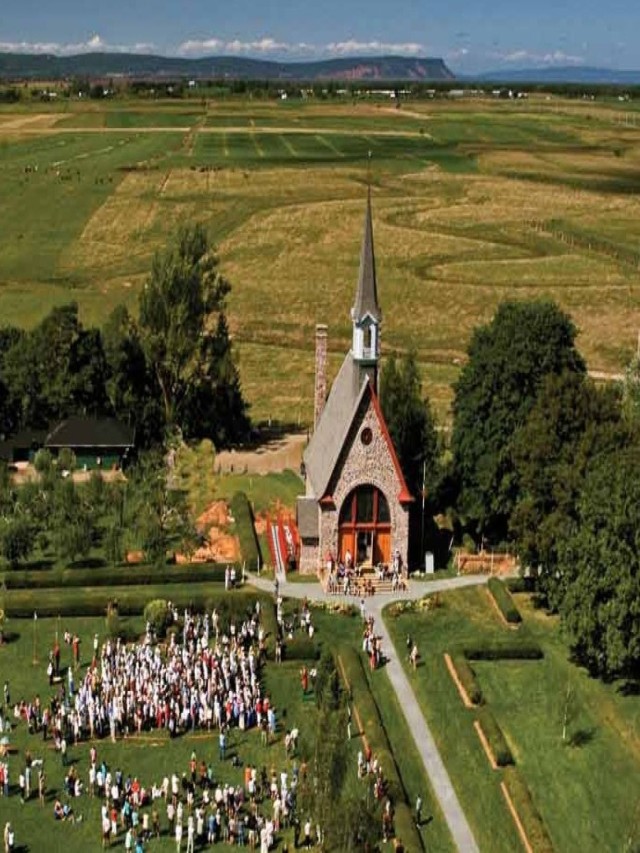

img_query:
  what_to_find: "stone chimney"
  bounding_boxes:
[314,324,328,431]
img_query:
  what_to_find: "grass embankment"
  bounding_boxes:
[384,586,640,853]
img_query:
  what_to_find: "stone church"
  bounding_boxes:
[296,193,413,574]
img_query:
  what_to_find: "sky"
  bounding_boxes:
[1,0,639,74]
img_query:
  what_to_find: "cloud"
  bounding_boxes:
[0,34,156,55]
[489,48,584,66]
[177,36,427,58]
[324,40,426,56]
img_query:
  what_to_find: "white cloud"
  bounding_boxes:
[324,39,426,56]
[177,36,427,58]
[489,48,584,66]
[0,34,156,55]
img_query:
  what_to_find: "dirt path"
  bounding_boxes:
[216,432,306,475]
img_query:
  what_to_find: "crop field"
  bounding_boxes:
[1,96,640,423]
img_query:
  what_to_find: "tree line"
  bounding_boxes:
[0,223,250,450]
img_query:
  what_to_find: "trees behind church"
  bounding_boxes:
[0,224,250,450]
[449,298,640,680]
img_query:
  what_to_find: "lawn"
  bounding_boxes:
[0,610,348,851]
[383,586,640,853]
[0,597,441,852]
[1,97,640,424]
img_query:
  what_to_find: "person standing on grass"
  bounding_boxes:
[185,815,195,853]
[415,795,422,827]
[410,643,419,671]
[175,817,183,851]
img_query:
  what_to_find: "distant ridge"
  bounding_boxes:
[477,66,640,85]
[0,52,454,82]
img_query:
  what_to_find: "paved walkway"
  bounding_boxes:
[247,571,486,852]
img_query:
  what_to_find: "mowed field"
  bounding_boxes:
[1,97,640,423]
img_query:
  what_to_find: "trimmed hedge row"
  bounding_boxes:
[4,585,266,619]
[477,707,514,767]
[503,767,555,853]
[339,647,422,852]
[230,492,261,570]
[505,576,537,594]
[281,635,321,661]
[488,577,522,624]
[458,641,544,661]
[452,654,484,705]
[4,563,227,591]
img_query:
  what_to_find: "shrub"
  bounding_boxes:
[144,599,171,637]
[460,641,544,661]
[477,707,514,767]
[452,654,483,705]
[282,635,320,662]
[505,576,537,594]
[488,577,522,624]
[230,492,261,570]
[503,767,554,853]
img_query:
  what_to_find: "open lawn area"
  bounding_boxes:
[383,586,640,853]
[1,97,640,424]
[0,608,360,852]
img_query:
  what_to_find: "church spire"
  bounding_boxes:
[352,188,382,324]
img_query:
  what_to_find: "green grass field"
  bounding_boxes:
[0,608,362,852]
[1,96,640,423]
[384,586,640,853]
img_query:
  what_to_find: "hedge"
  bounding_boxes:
[4,563,227,590]
[477,707,514,767]
[339,647,422,852]
[488,577,522,624]
[503,767,555,853]
[281,635,320,661]
[505,576,537,594]
[458,641,544,661]
[452,654,483,705]
[230,492,261,570]
[4,586,268,620]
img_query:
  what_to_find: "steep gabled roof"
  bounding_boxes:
[304,353,367,499]
[351,189,381,324]
[304,353,413,505]
[45,416,135,449]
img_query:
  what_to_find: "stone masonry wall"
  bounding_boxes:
[319,394,410,571]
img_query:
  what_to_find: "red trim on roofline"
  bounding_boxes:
[369,383,414,504]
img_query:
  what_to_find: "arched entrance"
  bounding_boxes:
[338,485,391,566]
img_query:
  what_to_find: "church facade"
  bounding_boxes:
[296,194,413,574]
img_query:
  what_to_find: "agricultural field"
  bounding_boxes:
[1,96,640,423]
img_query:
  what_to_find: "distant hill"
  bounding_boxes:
[0,52,454,82]
[477,66,640,85]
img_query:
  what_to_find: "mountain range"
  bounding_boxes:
[0,52,454,82]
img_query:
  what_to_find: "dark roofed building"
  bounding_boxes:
[45,416,135,470]
[297,193,412,573]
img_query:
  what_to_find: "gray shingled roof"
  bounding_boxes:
[46,416,135,449]
[352,191,381,324]
[296,496,319,539]
[303,353,368,499]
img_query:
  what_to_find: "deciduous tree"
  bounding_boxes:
[557,445,640,679]
[451,300,584,542]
